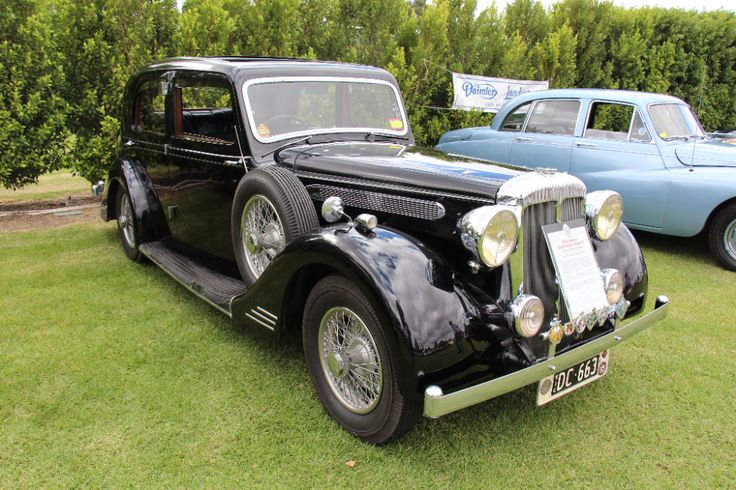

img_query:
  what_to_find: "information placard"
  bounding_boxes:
[542,219,608,322]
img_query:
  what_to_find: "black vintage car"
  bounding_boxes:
[101,57,669,444]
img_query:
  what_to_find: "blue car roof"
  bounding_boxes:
[500,88,686,110]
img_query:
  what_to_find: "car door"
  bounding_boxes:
[570,101,669,229]
[166,71,246,261]
[508,99,579,172]
[127,72,172,213]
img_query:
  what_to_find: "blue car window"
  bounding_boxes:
[584,102,634,141]
[525,100,580,136]
[499,102,531,132]
[629,110,651,142]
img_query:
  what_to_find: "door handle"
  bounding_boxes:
[515,136,532,142]
[575,141,598,148]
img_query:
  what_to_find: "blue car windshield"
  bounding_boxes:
[648,103,705,140]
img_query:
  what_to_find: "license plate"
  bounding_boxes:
[537,350,610,406]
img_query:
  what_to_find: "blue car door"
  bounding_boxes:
[569,101,669,229]
[508,99,580,172]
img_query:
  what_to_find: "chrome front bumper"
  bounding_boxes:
[423,297,670,418]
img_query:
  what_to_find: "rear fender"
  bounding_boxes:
[104,159,169,244]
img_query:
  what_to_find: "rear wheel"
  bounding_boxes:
[116,187,144,262]
[708,203,736,271]
[302,275,420,445]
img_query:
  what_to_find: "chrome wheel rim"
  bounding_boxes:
[118,193,135,248]
[725,218,736,260]
[241,195,285,279]
[318,307,383,414]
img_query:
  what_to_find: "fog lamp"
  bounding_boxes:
[511,295,544,337]
[601,268,624,305]
[585,190,623,240]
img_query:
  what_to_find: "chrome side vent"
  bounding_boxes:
[245,306,277,331]
[313,184,446,221]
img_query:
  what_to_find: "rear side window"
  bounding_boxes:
[134,80,166,134]
[174,79,234,144]
[525,100,580,136]
[499,102,531,132]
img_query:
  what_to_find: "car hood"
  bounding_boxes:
[674,139,736,167]
[278,142,523,200]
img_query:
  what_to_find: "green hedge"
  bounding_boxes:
[2,0,735,188]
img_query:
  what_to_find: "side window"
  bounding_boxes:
[499,102,531,132]
[629,110,651,142]
[524,100,580,136]
[134,79,166,135]
[174,78,234,145]
[585,102,634,141]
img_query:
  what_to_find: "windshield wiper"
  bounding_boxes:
[364,132,411,143]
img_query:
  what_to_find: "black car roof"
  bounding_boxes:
[137,56,396,84]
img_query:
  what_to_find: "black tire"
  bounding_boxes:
[708,203,736,271]
[231,166,319,287]
[302,275,421,445]
[116,186,144,262]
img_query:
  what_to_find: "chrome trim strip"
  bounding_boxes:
[139,246,232,318]
[256,306,277,320]
[245,312,276,331]
[250,309,276,326]
[423,299,669,418]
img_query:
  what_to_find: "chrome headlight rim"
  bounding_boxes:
[585,190,624,241]
[458,205,520,268]
[601,268,624,306]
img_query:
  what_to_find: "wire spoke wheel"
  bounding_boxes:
[724,218,736,261]
[118,193,135,248]
[241,194,285,279]
[318,306,383,414]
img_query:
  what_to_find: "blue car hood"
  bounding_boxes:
[674,139,736,168]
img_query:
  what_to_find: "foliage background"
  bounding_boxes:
[2,0,736,187]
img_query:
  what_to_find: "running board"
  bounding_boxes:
[139,240,247,317]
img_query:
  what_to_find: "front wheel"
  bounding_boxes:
[302,275,420,445]
[708,203,736,271]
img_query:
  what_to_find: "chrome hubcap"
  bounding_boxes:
[118,194,135,248]
[241,195,285,278]
[318,307,382,414]
[725,218,736,260]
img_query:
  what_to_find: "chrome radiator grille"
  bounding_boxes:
[522,197,584,324]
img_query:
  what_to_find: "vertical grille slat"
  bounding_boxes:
[522,197,584,325]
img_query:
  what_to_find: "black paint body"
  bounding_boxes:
[102,57,649,397]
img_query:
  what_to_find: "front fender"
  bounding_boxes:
[592,223,648,315]
[231,226,496,392]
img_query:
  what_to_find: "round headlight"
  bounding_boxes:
[601,268,624,305]
[458,206,519,268]
[585,191,623,241]
[511,294,545,337]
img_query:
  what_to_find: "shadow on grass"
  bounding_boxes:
[630,229,711,263]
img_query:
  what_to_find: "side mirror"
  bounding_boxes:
[321,196,345,223]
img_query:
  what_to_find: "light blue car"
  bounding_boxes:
[436,89,736,271]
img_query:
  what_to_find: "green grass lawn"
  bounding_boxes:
[0,171,90,203]
[0,222,734,488]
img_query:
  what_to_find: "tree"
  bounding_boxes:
[0,0,73,188]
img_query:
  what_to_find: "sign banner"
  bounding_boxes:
[451,73,549,113]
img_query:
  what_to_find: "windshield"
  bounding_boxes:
[244,77,408,143]
[648,103,705,140]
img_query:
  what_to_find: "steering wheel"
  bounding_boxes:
[262,114,308,132]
